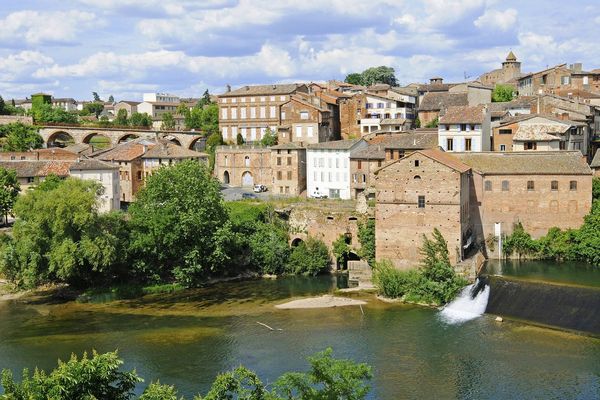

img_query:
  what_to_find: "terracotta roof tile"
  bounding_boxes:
[419,92,468,111]
[142,141,208,159]
[453,151,591,175]
[219,84,306,97]
[439,105,486,124]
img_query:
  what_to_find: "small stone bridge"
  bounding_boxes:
[39,125,204,149]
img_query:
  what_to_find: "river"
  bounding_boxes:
[0,274,599,399]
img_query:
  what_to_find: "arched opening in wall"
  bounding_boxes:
[83,133,112,151]
[223,171,230,185]
[163,136,182,146]
[47,131,75,148]
[414,175,421,180]
[188,136,205,151]
[242,171,253,186]
[348,251,361,261]
[291,238,303,247]
[118,134,139,144]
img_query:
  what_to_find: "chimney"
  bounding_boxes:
[226,84,231,92]
[245,86,250,91]
[430,77,443,85]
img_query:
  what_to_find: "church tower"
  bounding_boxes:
[501,51,521,80]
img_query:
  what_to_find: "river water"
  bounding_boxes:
[0,275,598,399]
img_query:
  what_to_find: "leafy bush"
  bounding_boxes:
[373,229,467,305]
[287,237,331,276]
[503,222,539,259]
[1,349,372,400]
[357,219,376,265]
[0,350,140,400]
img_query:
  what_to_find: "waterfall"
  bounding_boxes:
[439,279,490,324]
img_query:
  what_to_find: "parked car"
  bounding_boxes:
[242,192,257,199]
[253,184,267,193]
[311,190,328,199]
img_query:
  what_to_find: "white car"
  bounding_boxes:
[253,184,267,193]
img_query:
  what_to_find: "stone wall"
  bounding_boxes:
[0,116,33,125]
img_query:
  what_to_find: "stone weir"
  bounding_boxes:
[485,276,600,335]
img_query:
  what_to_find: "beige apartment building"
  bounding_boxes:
[217,84,309,143]
[215,145,273,188]
[270,143,306,196]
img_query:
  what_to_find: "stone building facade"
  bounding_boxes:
[374,150,593,269]
[375,149,471,269]
[478,52,522,87]
[270,143,306,196]
[215,145,273,188]
[278,96,333,145]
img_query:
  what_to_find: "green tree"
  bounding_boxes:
[92,92,102,102]
[424,117,438,128]
[287,237,330,276]
[332,234,351,269]
[361,66,397,86]
[574,200,600,266]
[0,167,20,225]
[0,123,43,151]
[237,132,245,145]
[140,381,179,400]
[0,95,6,115]
[115,109,129,126]
[357,219,376,265]
[83,102,105,118]
[260,128,278,146]
[492,84,515,102]
[0,350,140,400]
[161,112,176,130]
[344,73,364,86]
[249,222,290,275]
[503,222,539,259]
[272,348,372,400]
[200,103,219,135]
[592,176,600,202]
[31,103,78,124]
[108,95,115,103]
[414,117,421,128]
[205,132,223,171]
[198,89,213,108]
[129,112,153,128]
[128,161,230,286]
[0,178,128,288]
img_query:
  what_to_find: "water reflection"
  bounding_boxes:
[0,274,598,399]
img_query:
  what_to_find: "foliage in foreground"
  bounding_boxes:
[0,123,43,152]
[373,229,467,305]
[503,194,600,266]
[1,349,372,400]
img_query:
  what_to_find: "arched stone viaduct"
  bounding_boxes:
[38,126,204,150]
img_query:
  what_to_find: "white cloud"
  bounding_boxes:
[0,10,101,45]
[474,8,518,31]
[0,51,54,81]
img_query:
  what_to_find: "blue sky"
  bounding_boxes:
[1,0,599,101]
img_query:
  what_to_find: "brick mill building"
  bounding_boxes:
[375,149,592,268]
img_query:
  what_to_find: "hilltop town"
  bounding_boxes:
[0,52,598,276]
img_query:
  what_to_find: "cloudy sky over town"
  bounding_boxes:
[2,0,599,101]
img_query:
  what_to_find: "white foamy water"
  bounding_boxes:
[439,280,490,324]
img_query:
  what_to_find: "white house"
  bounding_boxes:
[360,93,416,135]
[142,93,180,103]
[438,105,491,152]
[306,139,368,199]
[69,159,121,213]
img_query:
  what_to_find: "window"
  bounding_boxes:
[250,127,257,141]
[525,141,537,150]
[465,138,472,151]
[281,111,286,120]
[445,125,450,131]
[277,171,282,180]
[414,160,420,167]
[277,157,281,166]
[500,144,506,151]
[260,107,266,118]
[295,126,302,137]
[222,126,229,140]
[270,96,275,101]
[287,171,292,180]
[446,138,454,151]
[527,180,534,191]
[460,124,467,131]
[280,95,286,101]
[307,126,314,137]
[221,108,228,119]
[570,180,577,191]
[353,173,357,183]
[287,157,292,166]
[358,160,362,169]
[414,175,421,180]
[269,106,276,118]
[499,129,512,135]
[583,76,589,85]
[484,180,492,191]
[137,171,142,180]
[231,108,237,119]
[240,108,247,118]
[470,125,476,131]
[10,156,15,160]
[502,180,509,191]
[559,141,566,150]
[551,180,558,191]
[314,171,317,181]
[561,76,570,85]
[362,174,366,183]
[250,107,256,118]
[300,111,309,120]
[244,156,250,167]
[418,195,425,208]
